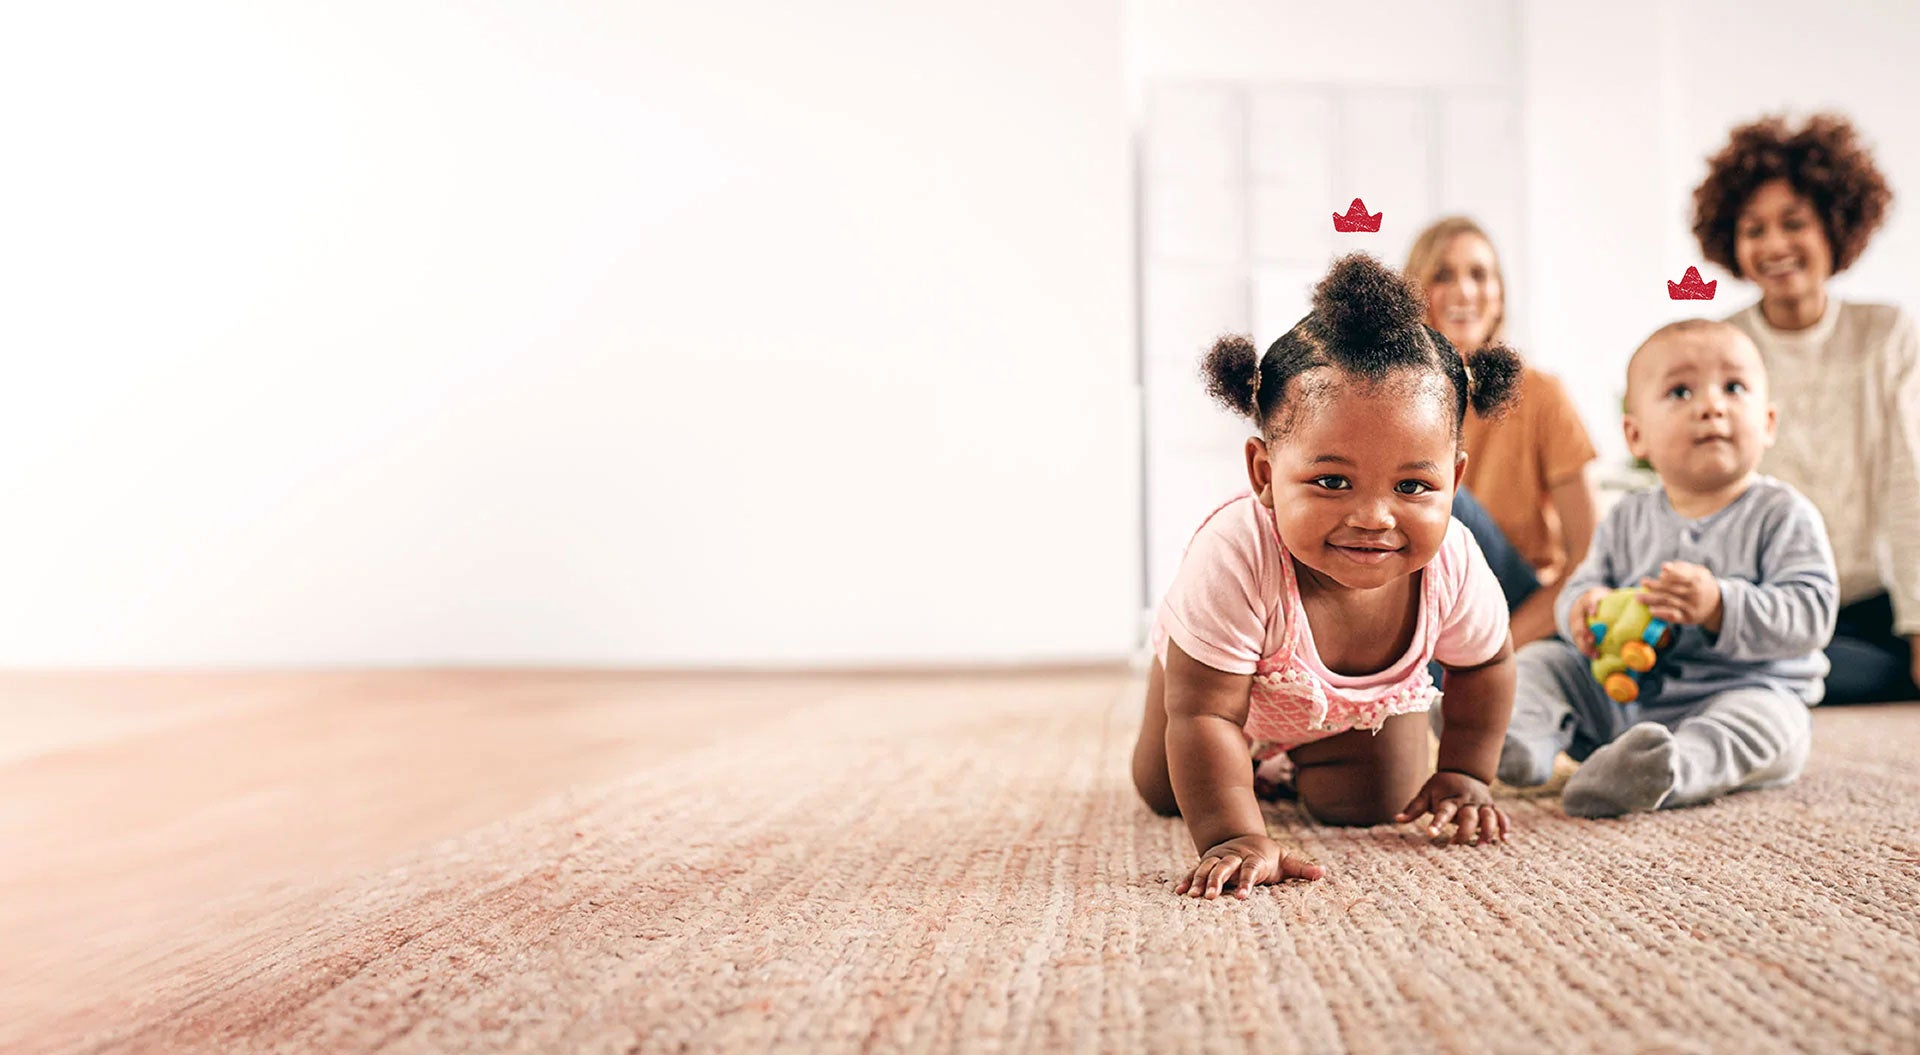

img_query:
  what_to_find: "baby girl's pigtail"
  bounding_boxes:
[1465,344,1523,419]
[1201,334,1263,420]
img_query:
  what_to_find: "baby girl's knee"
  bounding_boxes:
[1131,768,1181,818]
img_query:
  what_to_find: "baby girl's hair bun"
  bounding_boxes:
[1311,253,1425,352]
[1201,333,1263,419]
[1465,343,1522,418]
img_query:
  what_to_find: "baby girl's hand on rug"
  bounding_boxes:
[1397,770,1510,845]
[1568,587,1611,657]
[1174,834,1324,900]
[1638,562,1724,634]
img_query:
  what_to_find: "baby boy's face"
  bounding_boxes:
[1624,327,1777,498]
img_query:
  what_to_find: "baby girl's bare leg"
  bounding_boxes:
[1130,659,1180,817]
[1287,712,1431,827]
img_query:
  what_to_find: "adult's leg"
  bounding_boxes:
[1130,659,1180,817]
[1822,593,1919,704]
[1431,487,1545,688]
[1561,686,1811,817]
[1450,486,1541,611]
[1287,712,1431,827]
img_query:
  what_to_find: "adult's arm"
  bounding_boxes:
[1880,312,1920,638]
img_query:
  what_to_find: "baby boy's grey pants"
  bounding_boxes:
[1498,638,1811,810]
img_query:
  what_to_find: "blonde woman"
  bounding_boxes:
[1406,218,1600,648]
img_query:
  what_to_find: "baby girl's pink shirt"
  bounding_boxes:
[1151,493,1509,754]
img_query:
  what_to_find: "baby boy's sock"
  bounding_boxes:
[1496,733,1559,787]
[1560,722,1678,818]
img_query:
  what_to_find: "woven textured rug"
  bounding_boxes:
[35,677,1920,1054]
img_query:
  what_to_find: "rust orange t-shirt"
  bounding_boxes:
[1459,366,1597,581]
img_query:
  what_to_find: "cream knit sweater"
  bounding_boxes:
[1726,299,1920,635]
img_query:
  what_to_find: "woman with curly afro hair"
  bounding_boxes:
[1692,112,1920,703]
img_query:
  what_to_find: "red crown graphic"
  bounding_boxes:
[1332,198,1382,233]
[1667,266,1717,300]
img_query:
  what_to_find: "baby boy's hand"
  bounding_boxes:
[1638,561,1724,635]
[1567,587,1612,657]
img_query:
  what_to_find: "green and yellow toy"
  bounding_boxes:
[1587,588,1676,703]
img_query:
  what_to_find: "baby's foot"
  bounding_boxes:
[1496,734,1559,787]
[1561,722,1678,818]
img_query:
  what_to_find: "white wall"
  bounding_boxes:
[1132,0,1517,88]
[1132,0,1523,603]
[0,2,1139,666]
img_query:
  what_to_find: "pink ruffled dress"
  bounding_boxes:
[1151,493,1508,760]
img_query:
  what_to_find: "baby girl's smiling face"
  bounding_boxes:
[1248,369,1463,593]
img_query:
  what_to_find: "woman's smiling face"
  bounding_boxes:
[1422,233,1503,353]
[1733,179,1834,302]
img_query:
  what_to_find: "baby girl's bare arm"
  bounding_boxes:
[1435,637,1516,785]
[1162,642,1264,853]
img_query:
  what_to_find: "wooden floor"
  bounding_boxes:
[0,667,1130,1040]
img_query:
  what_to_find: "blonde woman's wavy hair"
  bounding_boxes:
[1404,216,1507,348]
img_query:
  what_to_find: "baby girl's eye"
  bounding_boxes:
[1726,380,1749,395]
[1395,480,1434,495]
[1311,475,1351,491]
[1666,385,1692,401]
